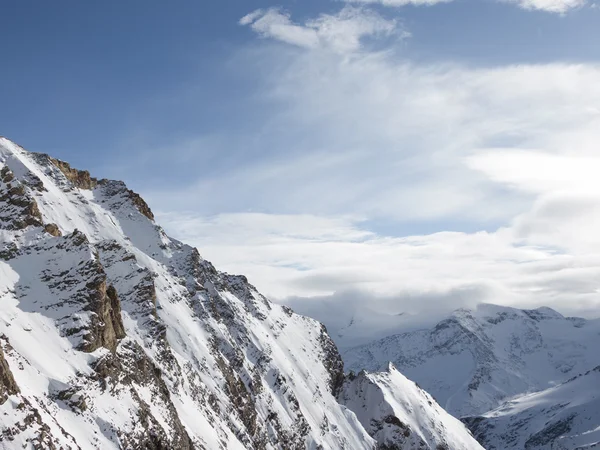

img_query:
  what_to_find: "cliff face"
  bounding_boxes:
[0,343,19,405]
[0,137,483,450]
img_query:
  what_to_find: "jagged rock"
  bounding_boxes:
[0,166,43,230]
[47,156,98,190]
[92,341,194,450]
[97,179,155,221]
[80,277,126,353]
[318,324,345,396]
[43,223,62,237]
[0,342,19,404]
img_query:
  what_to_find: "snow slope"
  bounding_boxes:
[343,303,600,417]
[463,366,600,449]
[0,137,483,449]
[339,364,484,450]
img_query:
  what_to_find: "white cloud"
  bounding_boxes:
[158,211,600,347]
[468,150,600,254]
[239,7,402,53]
[343,0,587,12]
[239,9,320,49]
[147,59,600,225]
[507,0,587,13]
[342,0,451,5]
[142,7,600,344]
[467,150,600,195]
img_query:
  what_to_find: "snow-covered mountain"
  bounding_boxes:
[343,303,600,417]
[463,365,600,449]
[339,364,484,450]
[0,137,482,449]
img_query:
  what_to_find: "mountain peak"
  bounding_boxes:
[523,306,564,321]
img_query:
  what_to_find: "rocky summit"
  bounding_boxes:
[0,137,482,450]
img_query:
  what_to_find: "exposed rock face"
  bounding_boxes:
[0,342,19,404]
[4,228,128,354]
[0,165,43,230]
[92,341,194,450]
[47,155,98,190]
[318,324,345,396]
[43,223,62,236]
[122,185,155,221]
[97,179,155,221]
[82,276,126,353]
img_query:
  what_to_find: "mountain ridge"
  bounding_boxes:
[0,137,482,449]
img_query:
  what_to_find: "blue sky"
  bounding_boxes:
[3,0,600,336]
[2,0,599,174]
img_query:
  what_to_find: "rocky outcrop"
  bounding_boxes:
[43,223,62,237]
[96,179,155,221]
[8,230,127,354]
[47,156,98,190]
[0,341,19,404]
[81,277,126,353]
[92,341,194,450]
[0,165,43,230]
[123,186,155,221]
[318,324,345,396]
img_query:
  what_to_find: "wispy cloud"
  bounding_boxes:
[343,0,587,12]
[506,0,587,13]
[239,7,404,53]
[341,0,451,6]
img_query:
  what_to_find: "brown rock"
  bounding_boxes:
[107,285,126,341]
[128,190,154,221]
[43,223,62,237]
[81,279,126,353]
[0,342,20,404]
[48,157,98,190]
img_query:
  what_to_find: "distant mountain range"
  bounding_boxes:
[343,303,600,448]
[343,303,600,417]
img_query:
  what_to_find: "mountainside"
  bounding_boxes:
[0,137,482,450]
[463,366,600,449]
[343,303,600,417]
[339,364,484,450]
